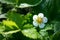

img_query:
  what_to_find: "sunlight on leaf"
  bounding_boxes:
[7,11,24,29]
[22,28,40,39]
[2,29,20,35]
[23,24,33,29]
[2,20,19,29]
[0,24,5,32]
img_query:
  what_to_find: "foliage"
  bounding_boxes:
[0,0,60,40]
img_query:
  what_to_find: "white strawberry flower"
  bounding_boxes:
[33,13,48,28]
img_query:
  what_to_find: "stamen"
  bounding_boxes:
[36,17,42,23]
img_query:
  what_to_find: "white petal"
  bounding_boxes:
[38,13,44,18]
[43,17,48,23]
[33,15,37,21]
[39,23,45,28]
[33,21,38,27]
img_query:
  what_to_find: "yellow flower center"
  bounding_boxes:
[36,17,42,24]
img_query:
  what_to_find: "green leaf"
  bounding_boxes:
[0,34,4,40]
[22,28,40,39]
[0,7,2,14]
[52,31,60,40]
[54,22,60,32]
[2,20,19,29]
[23,24,33,29]
[0,0,18,4]
[32,0,53,16]
[45,24,53,31]
[18,0,42,5]
[39,30,49,40]
[39,30,48,37]
[7,11,24,29]
[56,0,60,11]
[0,26,5,32]
[18,0,42,8]
[40,24,53,32]
[0,0,42,8]
[2,29,20,35]
[0,24,5,32]
[40,24,54,37]
[1,30,20,39]
[25,13,32,23]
